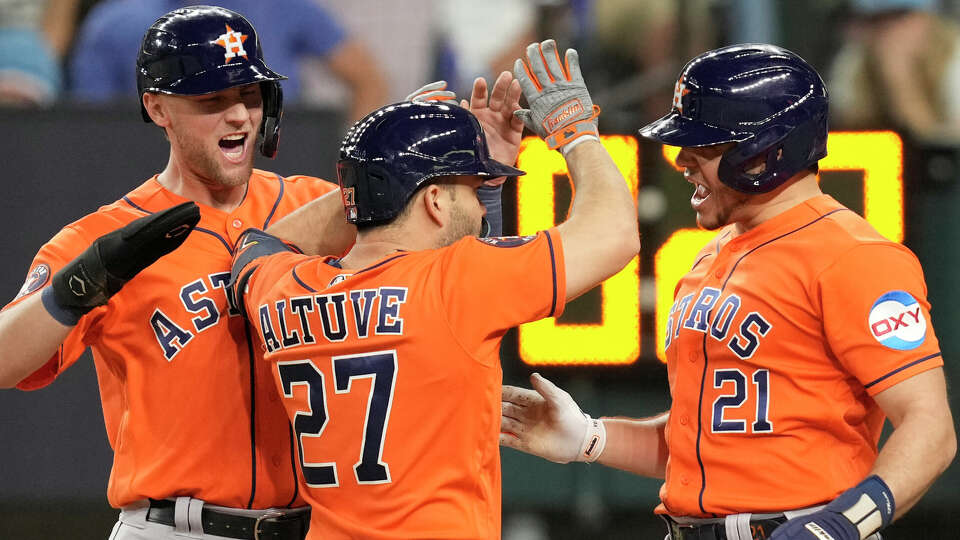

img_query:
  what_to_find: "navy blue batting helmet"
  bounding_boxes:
[639,44,828,193]
[337,101,525,225]
[136,5,286,158]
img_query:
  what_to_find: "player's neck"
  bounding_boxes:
[733,174,823,234]
[156,157,247,212]
[340,229,438,268]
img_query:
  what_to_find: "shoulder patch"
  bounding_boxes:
[477,234,538,248]
[15,263,51,300]
[868,290,926,350]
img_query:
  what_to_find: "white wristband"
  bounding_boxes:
[577,415,606,462]
[560,133,600,157]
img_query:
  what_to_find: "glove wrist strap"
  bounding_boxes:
[41,286,83,326]
[577,414,606,463]
[827,475,895,539]
[547,105,602,152]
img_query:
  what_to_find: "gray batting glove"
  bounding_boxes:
[513,39,600,153]
[405,80,458,104]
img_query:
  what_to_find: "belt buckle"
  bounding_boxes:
[253,510,286,540]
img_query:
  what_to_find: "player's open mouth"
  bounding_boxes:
[219,133,247,163]
[691,182,710,209]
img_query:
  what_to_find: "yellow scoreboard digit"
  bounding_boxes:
[514,132,905,366]
[515,136,640,366]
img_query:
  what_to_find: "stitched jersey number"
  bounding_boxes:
[711,368,772,433]
[277,350,398,487]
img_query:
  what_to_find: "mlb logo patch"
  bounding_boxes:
[868,290,926,350]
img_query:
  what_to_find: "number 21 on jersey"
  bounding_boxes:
[712,368,773,434]
[277,350,398,487]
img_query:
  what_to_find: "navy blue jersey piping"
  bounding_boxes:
[354,254,408,275]
[289,254,408,293]
[242,319,259,509]
[546,232,559,317]
[721,209,850,290]
[291,266,317,293]
[284,422,300,507]
[864,352,942,389]
[696,331,711,514]
[262,174,285,229]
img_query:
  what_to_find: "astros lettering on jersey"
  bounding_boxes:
[661,195,942,516]
[5,170,336,509]
[239,229,565,539]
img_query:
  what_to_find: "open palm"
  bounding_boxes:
[463,72,525,180]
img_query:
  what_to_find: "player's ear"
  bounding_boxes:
[422,183,446,227]
[142,92,171,128]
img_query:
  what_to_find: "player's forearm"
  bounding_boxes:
[557,140,640,299]
[266,189,356,256]
[597,413,669,478]
[870,386,956,519]
[0,294,73,388]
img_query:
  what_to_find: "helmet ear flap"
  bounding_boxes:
[259,81,283,158]
[718,125,791,193]
[718,114,827,194]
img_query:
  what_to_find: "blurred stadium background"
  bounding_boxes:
[2,0,959,538]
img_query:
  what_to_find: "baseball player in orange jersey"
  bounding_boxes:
[500,44,956,540]
[228,39,640,539]
[0,7,358,540]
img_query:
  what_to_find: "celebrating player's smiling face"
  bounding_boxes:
[157,83,264,189]
[676,143,751,230]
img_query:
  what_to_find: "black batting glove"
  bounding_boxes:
[42,202,201,325]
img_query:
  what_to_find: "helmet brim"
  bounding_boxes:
[477,157,525,179]
[638,111,750,148]
[145,61,287,96]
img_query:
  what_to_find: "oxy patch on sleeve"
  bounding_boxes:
[868,290,926,350]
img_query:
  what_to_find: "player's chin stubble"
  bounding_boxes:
[175,130,251,188]
[697,190,749,230]
[438,206,482,248]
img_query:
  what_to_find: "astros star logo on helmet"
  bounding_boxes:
[672,78,690,114]
[213,24,248,63]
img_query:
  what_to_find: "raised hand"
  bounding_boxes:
[513,39,600,154]
[462,72,525,186]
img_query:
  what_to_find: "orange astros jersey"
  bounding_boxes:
[4,169,336,509]
[660,194,942,517]
[240,229,565,539]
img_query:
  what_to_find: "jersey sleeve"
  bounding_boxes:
[240,251,307,322]
[818,243,943,395]
[4,225,106,390]
[439,229,566,348]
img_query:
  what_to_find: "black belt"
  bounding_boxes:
[146,499,309,540]
[663,515,787,540]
